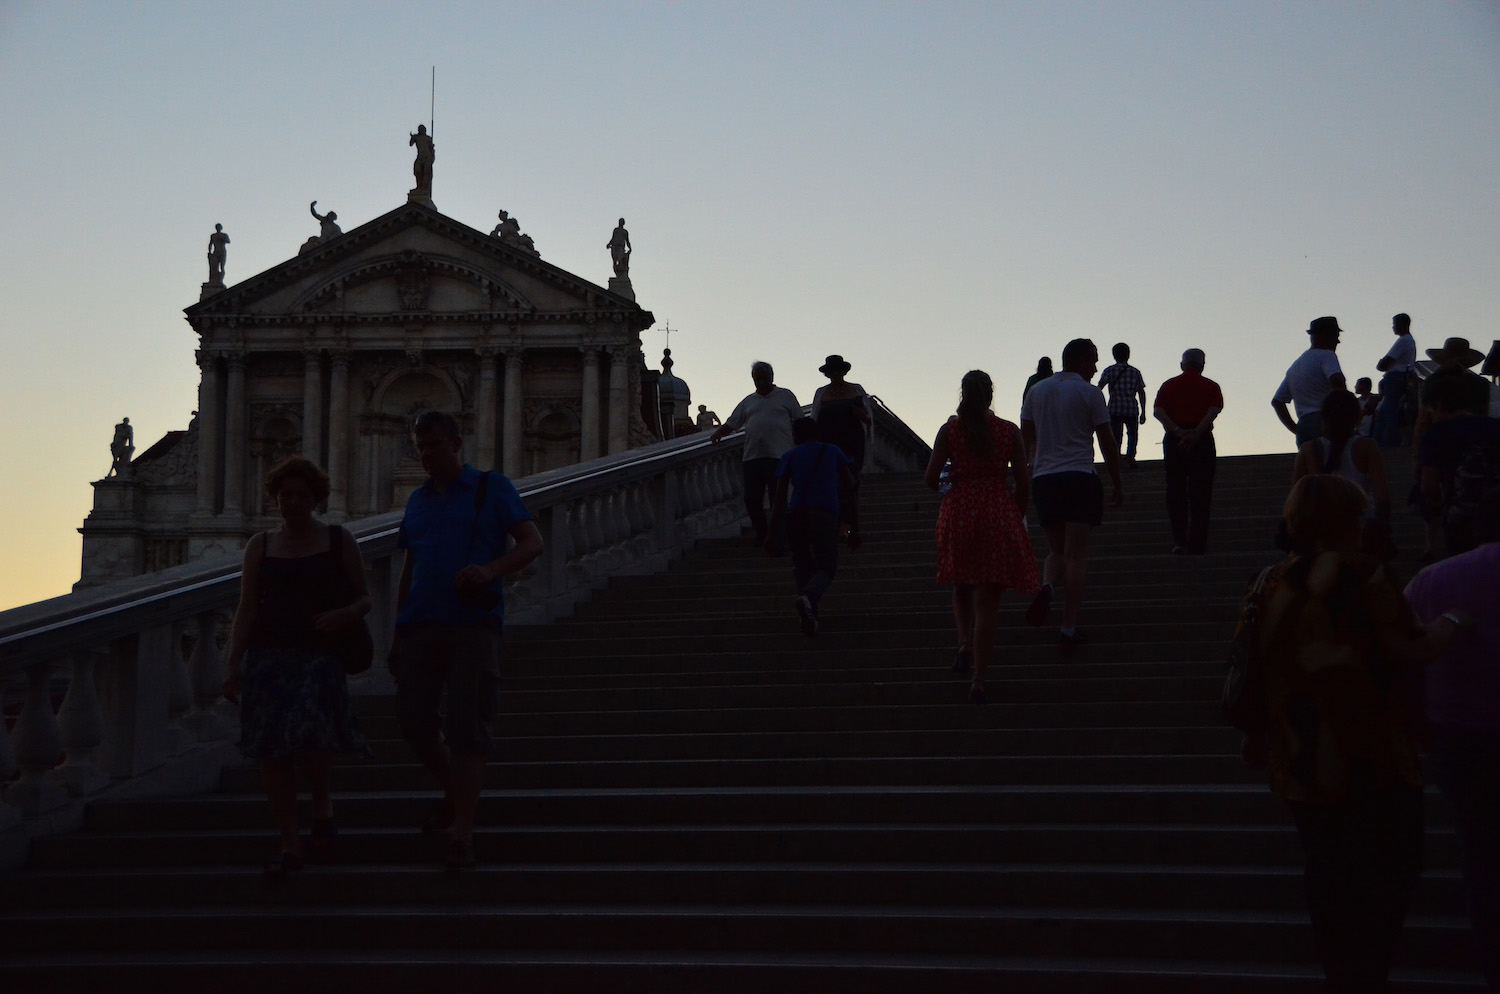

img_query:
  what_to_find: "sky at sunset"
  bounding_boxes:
[2,1,1498,610]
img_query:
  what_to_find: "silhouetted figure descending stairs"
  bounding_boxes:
[2,454,1484,991]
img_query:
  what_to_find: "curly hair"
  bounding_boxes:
[265,455,331,503]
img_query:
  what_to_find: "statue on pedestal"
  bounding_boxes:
[696,405,721,431]
[607,218,632,278]
[206,224,229,284]
[109,417,134,478]
[409,124,435,196]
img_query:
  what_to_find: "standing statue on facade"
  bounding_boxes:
[696,405,721,431]
[409,124,435,196]
[206,224,230,284]
[109,417,134,478]
[607,218,631,278]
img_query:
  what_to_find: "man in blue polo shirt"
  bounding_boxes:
[766,416,860,636]
[390,410,543,870]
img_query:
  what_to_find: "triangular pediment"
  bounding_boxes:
[185,202,648,331]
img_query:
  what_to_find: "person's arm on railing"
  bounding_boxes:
[222,534,264,703]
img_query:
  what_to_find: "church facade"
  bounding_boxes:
[78,200,656,585]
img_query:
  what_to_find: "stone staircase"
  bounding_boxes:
[2,453,1485,990]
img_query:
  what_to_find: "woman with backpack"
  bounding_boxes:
[1255,474,1464,991]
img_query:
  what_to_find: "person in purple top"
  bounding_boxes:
[1405,541,1499,987]
[767,417,859,636]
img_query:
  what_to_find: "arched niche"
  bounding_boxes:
[528,406,580,476]
[368,369,466,512]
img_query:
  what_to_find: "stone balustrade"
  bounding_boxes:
[0,403,929,862]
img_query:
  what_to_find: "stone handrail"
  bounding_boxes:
[0,410,929,846]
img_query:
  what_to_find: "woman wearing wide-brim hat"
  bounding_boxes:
[811,355,871,540]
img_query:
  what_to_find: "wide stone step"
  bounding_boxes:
[218,753,1262,793]
[0,951,1480,994]
[81,785,1440,832]
[0,904,1472,968]
[3,861,1466,916]
[27,822,1462,874]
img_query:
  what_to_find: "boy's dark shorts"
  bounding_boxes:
[389,622,502,759]
[1033,471,1104,528]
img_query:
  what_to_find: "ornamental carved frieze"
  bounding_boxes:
[252,356,304,378]
[135,430,199,487]
[394,250,431,312]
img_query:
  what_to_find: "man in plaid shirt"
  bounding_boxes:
[1098,342,1148,465]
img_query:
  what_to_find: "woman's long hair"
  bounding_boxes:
[957,370,994,455]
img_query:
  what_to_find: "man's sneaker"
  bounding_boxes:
[796,596,818,637]
[445,839,477,872]
[1025,585,1052,628]
[1059,629,1088,655]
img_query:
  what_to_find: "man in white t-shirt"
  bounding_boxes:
[1272,316,1347,448]
[711,361,802,544]
[1372,312,1417,449]
[1020,338,1125,654]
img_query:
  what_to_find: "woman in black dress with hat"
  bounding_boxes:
[811,355,871,541]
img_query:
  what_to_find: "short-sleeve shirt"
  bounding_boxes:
[1153,370,1225,429]
[1382,334,1417,374]
[1419,367,1493,418]
[1272,348,1343,419]
[775,441,851,515]
[1097,363,1146,419]
[396,465,533,629]
[1404,543,1500,732]
[1020,371,1111,478]
[724,387,803,462]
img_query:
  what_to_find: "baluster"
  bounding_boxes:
[566,500,590,582]
[606,488,632,565]
[4,661,68,814]
[180,611,230,740]
[167,620,193,719]
[585,494,607,565]
[0,680,17,782]
[52,648,110,796]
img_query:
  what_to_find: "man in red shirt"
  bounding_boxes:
[1153,349,1225,554]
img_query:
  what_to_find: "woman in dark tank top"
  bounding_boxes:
[223,456,371,876]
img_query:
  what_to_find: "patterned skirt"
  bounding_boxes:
[238,645,371,761]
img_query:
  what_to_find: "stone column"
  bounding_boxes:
[195,350,220,513]
[503,347,525,477]
[580,346,601,461]
[301,349,323,463]
[222,351,247,513]
[328,350,351,516]
[475,347,499,471]
[607,346,630,455]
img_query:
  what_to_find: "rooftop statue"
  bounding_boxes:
[409,124,434,195]
[206,223,229,284]
[491,209,539,256]
[310,201,342,239]
[607,217,631,278]
[109,417,134,478]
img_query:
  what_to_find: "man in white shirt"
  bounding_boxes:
[1020,338,1125,654]
[1272,316,1348,448]
[711,361,802,545]
[1373,312,1417,449]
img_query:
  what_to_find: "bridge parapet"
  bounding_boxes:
[0,402,929,857]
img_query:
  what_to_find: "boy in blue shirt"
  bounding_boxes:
[767,417,860,636]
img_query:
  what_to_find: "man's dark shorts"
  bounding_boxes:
[390,622,502,759]
[1033,471,1104,528]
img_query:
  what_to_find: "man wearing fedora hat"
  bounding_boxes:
[1272,317,1347,449]
[1413,337,1494,459]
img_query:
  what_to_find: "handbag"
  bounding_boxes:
[324,525,374,675]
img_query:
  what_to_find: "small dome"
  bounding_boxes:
[657,349,691,407]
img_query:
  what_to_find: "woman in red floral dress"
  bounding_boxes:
[925,370,1041,705]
